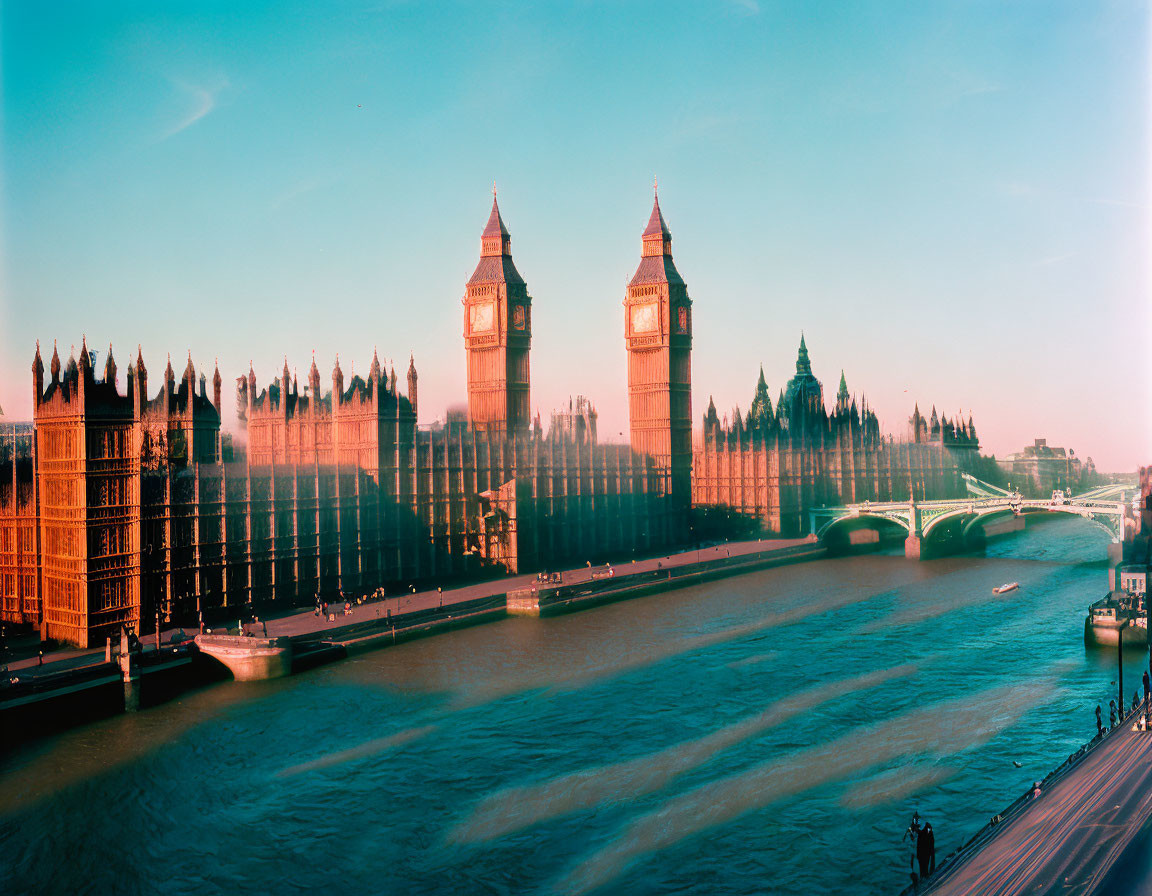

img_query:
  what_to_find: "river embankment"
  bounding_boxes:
[1,537,821,740]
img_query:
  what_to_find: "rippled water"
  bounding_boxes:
[0,518,1132,896]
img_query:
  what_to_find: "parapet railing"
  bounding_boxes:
[901,700,1147,895]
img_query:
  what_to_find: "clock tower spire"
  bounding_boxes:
[464,190,532,434]
[624,184,692,538]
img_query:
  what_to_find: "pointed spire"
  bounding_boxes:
[370,346,382,382]
[65,345,78,382]
[79,334,91,371]
[642,187,671,239]
[50,340,61,380]
[795,333,811,375]
[136,345,146,377]
[482,192,509,239]
[104,343,117,385]
[406,354,418,417]
[835,369,850,414]
[307,351,321,401]
[212,358,222,412]
[757,364,768,389]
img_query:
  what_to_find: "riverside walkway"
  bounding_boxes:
[921,709,1152,896]
[5,536,815,682]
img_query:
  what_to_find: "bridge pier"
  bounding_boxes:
[905,501,923,560]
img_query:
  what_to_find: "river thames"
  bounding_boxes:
[0,518,1130,895]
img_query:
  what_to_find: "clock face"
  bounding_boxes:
[469,301,495,333]
[630,302,659,334]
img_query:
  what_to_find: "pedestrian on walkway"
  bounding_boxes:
[903,812,921,880]
[918,821,936,877]
[321,600,329,618]
[1110,699,1118,729]
[1096,704,1103,737]
[37,647,43,666]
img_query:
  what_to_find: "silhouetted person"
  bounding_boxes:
[918,821,936,877]
[903,812,921,882]
[1110,699,1117,729]
[1096,704,1103,737]
[37,647,43,666]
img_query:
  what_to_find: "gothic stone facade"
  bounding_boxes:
[3,191,979,646]
[693,340,980,535]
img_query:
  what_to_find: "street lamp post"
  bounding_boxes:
[1118,617,1127,722]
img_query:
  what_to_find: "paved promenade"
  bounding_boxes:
[924,710,1152,895]
[6,537,813,680]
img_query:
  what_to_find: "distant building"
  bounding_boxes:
[1118,565,1147,597]
[998,438,1091,495]
[549,396,598,445]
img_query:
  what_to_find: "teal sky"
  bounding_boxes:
[2,1,1148,470]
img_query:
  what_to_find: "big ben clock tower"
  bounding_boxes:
[464,189,532,434]
[625,183,692,530]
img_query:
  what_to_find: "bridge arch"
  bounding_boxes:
[920,505,1121,543]
[815,512,911,544]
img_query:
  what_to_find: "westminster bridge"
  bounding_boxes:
[810,476,1139,559]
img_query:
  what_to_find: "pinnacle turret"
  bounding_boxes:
[795,334,812,376]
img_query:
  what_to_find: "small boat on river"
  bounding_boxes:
[194,633,294,680]
[1084,593,1148,647]
[993,582,1020,594]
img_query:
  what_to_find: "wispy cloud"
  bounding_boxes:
[161,77,229,140]
[729,0,760,15]
[1035,251,1076,267]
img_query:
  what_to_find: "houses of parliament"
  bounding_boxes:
[0,190,979,647]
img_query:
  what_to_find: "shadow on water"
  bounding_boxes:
[0,515,1129,896]
[448,663,918,845]
[552,678,1068,895]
